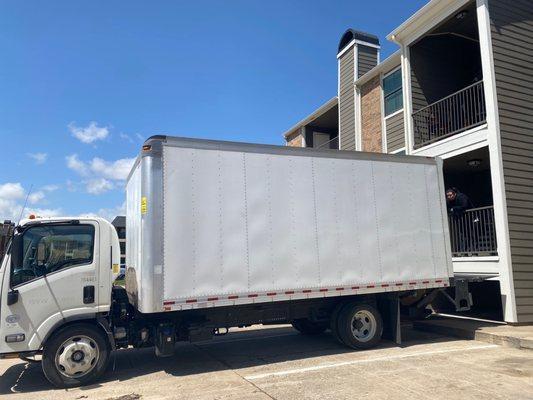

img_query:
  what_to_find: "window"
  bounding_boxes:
[383,69,403,116]
[11,224,95,287]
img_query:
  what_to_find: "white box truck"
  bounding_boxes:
[0,135,457,387]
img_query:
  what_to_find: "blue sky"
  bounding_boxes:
[0,0,427,221]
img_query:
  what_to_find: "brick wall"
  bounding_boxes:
[360,75,383,153]
[286,130,303,147]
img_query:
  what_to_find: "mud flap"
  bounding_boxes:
[378,294,401,345]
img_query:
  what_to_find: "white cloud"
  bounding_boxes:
[66,154,89,176]
[0,182,61,221]
[42,184,59,192]
[27,152,48,164]
[69,121,109,144]
[0,182,25,200]
[28,191,45,204]
[66,154,135,195]
[80,201,125,222]
[119,133,134,143]
[86,178,114,195]
[90,157,135,181]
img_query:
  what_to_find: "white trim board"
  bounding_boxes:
[476,0,517,323]
[337,39,381,59]
[411,124,488,159]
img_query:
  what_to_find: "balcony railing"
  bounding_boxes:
[448,205,497,257]
[314,136,339,150]
[413,80,486,149]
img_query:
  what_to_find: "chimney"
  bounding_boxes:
[337,29,380,151]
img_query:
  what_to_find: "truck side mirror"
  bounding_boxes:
[7,289,19,305]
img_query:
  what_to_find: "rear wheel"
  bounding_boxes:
[291,319,327,335]
[42,323,110,388]
[337,303,383,349]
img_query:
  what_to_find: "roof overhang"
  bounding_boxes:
[355,51,401,86]
[283,97,338,139]
[387,0,473,45]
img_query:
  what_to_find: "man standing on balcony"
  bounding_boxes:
[446,187,473,217]
[446,187,474,254]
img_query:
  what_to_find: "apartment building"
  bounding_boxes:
[284,0,533,324]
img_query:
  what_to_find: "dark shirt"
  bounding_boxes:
[448,192,472,216]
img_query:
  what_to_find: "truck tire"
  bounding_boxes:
[337,303,383,349]
[42,323,110,388]
[291,319,327,335]
[329,302,346,344]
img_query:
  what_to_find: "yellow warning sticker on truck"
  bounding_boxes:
[141,196,148,214]
[113,264,119,274]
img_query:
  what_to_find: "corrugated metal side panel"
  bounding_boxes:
[125,160,142,308]
[386,112,405,152]
[358,46,378,78]
[490,0,533,322]
[339,47,355,150]
[161,145,450,303]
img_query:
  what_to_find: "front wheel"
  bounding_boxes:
[337,303,383,349]
[42,323,110,388]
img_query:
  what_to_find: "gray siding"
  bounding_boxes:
[490,0,533,323]
[385,112,405,152]
[339,47,355,150]
[358,46,378,78]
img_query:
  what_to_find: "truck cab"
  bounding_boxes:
[0,217,120,386]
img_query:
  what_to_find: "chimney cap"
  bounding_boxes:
[338,29,380,54]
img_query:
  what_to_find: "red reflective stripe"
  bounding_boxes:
[267,292,277,296]
[207,297,218,301]
[422,280,430,284]
[285,291,295,295]
[186,299,197,304]
[409,282,417,285]
[163,306,171,311]
[319,288,328,292]
[395,283,403,286]
[303,289,312,293]
[228,295,239,299]
[366,285,375,288]
[352,286,360,290]
[435,279,443,283]
[248,294,258,298]
[381,284,389,288]
[163,301,175,305]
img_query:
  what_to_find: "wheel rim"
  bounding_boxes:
[55,335,100,378]
[350,310,377,342]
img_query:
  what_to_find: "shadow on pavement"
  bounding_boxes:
[0,324,457,395]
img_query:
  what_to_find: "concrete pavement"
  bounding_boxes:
[0,325,532,400]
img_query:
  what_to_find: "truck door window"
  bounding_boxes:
[11,224,95,287]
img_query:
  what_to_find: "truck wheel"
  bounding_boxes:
[42,323,110,388]
[337,303,383,349]
[329,302,346,344]
[291,319,327,335]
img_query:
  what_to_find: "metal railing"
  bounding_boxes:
[448,205,497,257]
[314,136,338,150]
[413,80,486,149]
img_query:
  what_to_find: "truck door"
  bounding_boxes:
[0,221,100,353]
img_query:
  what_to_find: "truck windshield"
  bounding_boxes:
[11,224,95,287]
